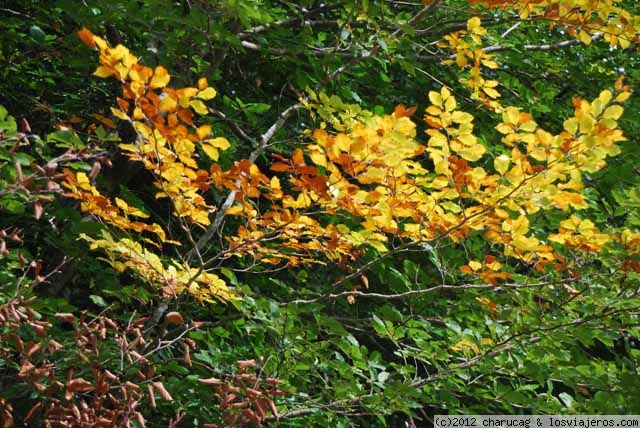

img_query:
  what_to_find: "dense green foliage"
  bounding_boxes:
[1,1,640,427]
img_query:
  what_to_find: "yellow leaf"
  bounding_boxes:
[451,111,473,123]
[504,107,520,125]
[483,86,500,99]
[468,260,482,271]
[197,77,208,90]
[207,137,230,150]
[178,96,191,109]
[150,66,171,89]
[425,106,442,116]
[451,339,479,354]
[76,172,90,187]
[115,197,129,212]
[201,144,219,161]
[578,30,592,45]
[467,16,485,35]
[615,92,631,102]
[308,146,327,167]
[444,95,457,112]
[597,90,612,106]
[159,95,177,113]
[602,105,623,120]
[495,123,513,135]
[430,176,449,188]
[503,215,529,235]
[494,154,510,175]
[519,120,537,132]
[428,130,448,147]
[428,91,442,107]
[619,37,630,49]
[563,118,578,134]
[93,35,108,50]
[579,115,595,133]
[197,87,217,100]
[129,67,151,85]
[196,125,212,140]
[269,176,281,190]
[458,143,485,162]
[482,59,499,69]
[190,99,208,115]
[94,66,114,78]
[512,235,539,252]
[110,107,130,120]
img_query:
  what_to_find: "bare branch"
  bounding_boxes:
[284,278,580,305]
[483,33,601,54]
[239,4,342,38]
[208,108,257,146]
[194,102,303,252]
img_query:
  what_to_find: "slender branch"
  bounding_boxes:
[208,108,258,146]
[0,7,34,19]
[194,102,303,252]
[394,0,442,37]
[483,33,602,54]
[238,4,342,38]
[284,278,580,305]
[417,33,603,63]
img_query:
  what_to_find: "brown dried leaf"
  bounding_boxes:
[34,201,43,220]
[24,402,42,424]
[198,377,224,386]
[237,359,256,369]
[55,313,76,324]
[67,378,95,393]
[164,312,184,325]
[147,384,156,409]
[152,382,173,401]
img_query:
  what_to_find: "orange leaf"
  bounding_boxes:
[77,27,95,48]
[292,149,305,166]
[270,163,290,172]
[394,104,417,117]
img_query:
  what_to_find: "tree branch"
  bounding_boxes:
[194,102,303,252]
[208,108,258,146]
[284,278,580,305]
[483,33,602,54]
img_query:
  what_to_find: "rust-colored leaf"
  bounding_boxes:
[164,311,184,325]
[67,378,95,393]
[77,27,96,48]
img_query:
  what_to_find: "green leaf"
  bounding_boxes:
[47,130,84,148]
[89,294,108,307]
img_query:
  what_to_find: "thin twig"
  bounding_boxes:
[284,278,580,305]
